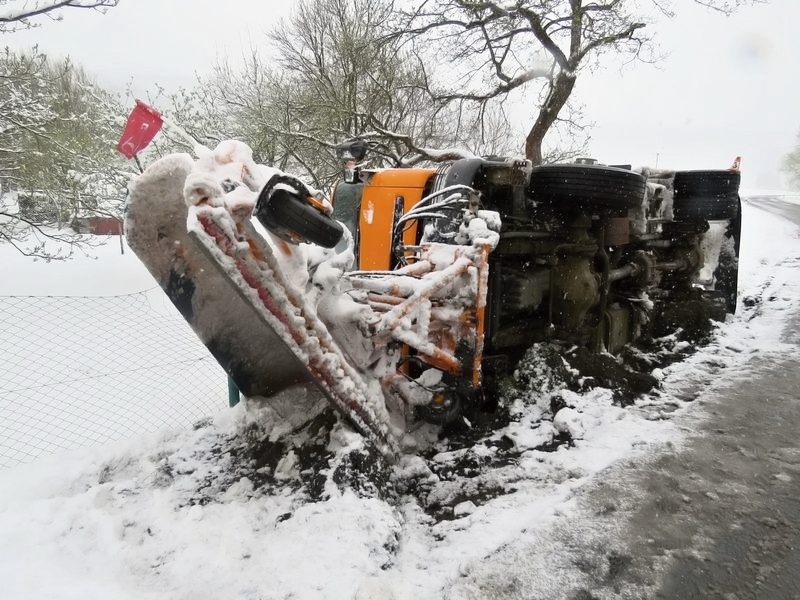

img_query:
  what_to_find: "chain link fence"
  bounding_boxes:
[0,290,229,469]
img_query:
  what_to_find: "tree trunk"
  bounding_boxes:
[525,72,577,165]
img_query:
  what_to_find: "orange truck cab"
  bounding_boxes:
[333,168,437,270]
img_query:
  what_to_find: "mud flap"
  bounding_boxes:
[714,196,742,314]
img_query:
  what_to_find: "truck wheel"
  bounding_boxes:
[529,164,647,212]
[417,393,464,425]
[672,170,741,221]
[255,177,344,248]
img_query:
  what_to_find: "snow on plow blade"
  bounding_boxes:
[124,144,494,457]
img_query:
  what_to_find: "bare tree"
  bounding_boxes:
[161,55,304,173]
[265,0,482,182]
[397,0,763,165]
[0,0,119,32]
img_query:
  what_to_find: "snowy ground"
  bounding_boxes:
[1,194,799,599]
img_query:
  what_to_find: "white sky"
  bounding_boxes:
[577,0,800,190]
[6,0,799,189]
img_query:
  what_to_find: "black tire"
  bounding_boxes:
[256,177,344,248]
[529,164,646,212]
[672,170,741,221]
[416,393,464,425]
[673,170,740,196]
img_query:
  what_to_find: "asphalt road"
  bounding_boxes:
[579,351,800,600]
[751,197,800,226]
[655,355,800,599]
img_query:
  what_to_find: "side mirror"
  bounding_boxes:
[335,138,368,163]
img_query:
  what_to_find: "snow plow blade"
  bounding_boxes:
[125,154,313,398]
[124,152,398,456]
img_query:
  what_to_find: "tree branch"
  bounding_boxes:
[0,0,119,23]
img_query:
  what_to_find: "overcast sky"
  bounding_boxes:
[6,0,799,190]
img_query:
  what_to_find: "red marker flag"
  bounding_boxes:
[116,100,163,159]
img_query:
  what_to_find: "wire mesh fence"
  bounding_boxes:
[0,290,228,469]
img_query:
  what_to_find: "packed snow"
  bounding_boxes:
[1,191,799,599]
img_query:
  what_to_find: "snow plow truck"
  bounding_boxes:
[124,139,741,456]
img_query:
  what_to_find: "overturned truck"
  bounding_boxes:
[125,141,741,456]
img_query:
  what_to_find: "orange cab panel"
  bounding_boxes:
[358,168,437,270]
